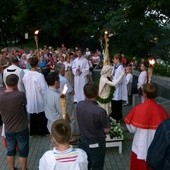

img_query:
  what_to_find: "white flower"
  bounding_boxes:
[109,117,125,139]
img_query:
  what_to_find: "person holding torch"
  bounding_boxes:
[44,72,62,133]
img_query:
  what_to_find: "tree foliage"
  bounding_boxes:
[105,0,170,59]
[0,0,170,60]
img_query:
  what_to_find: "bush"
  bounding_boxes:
[153,64,170,77]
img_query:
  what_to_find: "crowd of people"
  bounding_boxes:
[0,45,169,170]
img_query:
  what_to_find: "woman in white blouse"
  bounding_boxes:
[137,62,148,103]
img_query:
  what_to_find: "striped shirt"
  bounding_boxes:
[54,148,78,163]
[39,146,88,170]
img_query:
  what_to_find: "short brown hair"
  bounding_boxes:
[143,83,157,99]
[84,82,98,99]
[51,119,71,144]
[6,74,19,87]
[46,72,59,86]
[29,57,39,67]
[11,57,19,63]
[140,61,148,68]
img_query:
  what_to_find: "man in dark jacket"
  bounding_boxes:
[77,82,110,170]
[147,118,170,170]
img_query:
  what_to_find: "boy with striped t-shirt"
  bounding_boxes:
[39,119,88,170]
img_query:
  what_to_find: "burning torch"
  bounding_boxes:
[34,30,39,51]
[103,30,114,65]
[60,84,69,120]
[148,58,156,83]
[103,31,109,65]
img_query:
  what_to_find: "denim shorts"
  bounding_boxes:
[5,128,29,157]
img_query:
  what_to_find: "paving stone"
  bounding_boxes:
[0,104,132,170]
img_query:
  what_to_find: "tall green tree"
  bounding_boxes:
[1,0,170,61]
[0,0,18,45]
[14,0,122,48]
[104,0,170,58]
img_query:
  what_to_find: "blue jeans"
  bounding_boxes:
[5,128,29,157]
[79,137,106,170]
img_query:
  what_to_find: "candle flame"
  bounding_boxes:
[34,30,39,35]
[104,31,108,35]
[149,59,155,66]
[62,84,68,95]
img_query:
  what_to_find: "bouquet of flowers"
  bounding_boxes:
[109,117,125,139]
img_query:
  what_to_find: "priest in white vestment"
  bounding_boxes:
[72,50,89,103]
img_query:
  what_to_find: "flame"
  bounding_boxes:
[104,31,108,35]
[149,59,155,66]
[34,30,39,35]
[62,84,68,95]
[108,33,113,37]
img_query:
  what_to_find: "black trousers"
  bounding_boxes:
[110,100,123,122]
[30,112,49,136]
[79,137,106,170]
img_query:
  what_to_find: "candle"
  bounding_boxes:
[62,84,68,95]
[60,84,68,119]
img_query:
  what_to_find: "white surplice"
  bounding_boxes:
[72,57,89,102]
[112,64,127,101]
[39,147,88,170]
[126,124,156,160]
[3,64,25,92]
[23,70,48,113]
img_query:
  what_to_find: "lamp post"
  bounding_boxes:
[34,30,39,50]
[148,58,156,83]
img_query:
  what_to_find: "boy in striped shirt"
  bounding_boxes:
[39,119,88,170]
